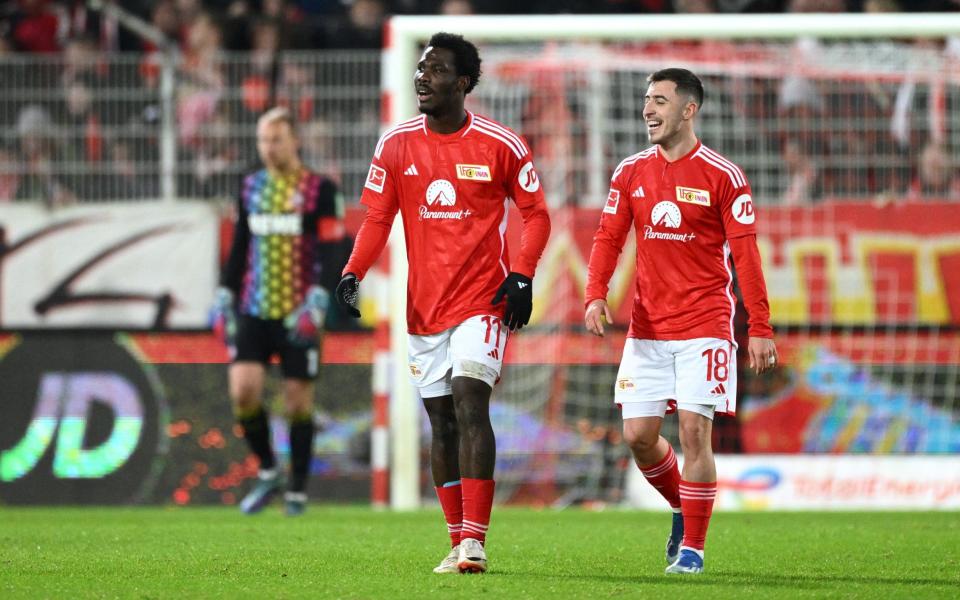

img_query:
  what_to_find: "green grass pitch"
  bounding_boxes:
[2,507,958,599]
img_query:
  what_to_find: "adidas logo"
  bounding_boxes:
[632,186,645,198]
[710,383,726,396]
[517,282,528,289]
[404,164,418,176]
[487,348,499,360]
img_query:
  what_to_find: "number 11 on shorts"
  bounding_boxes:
[481,315,503,347]
[702,347,729,382]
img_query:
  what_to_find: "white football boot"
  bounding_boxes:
[457,538,487,573]
[432,545,460,574]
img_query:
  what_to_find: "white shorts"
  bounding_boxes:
[615,337,737,418]
[408,314,509,398]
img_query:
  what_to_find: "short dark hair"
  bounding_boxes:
[427,32,482,94]
[648,68,704,108]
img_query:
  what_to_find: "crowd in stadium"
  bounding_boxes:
[2,1,959,55]
[1,0,958,206]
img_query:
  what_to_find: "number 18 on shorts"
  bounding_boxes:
[614,337,738,416]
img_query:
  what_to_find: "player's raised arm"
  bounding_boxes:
[584,181,633,336]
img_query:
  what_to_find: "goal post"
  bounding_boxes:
[381,13,960,510]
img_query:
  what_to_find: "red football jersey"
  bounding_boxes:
[586,141,760,342]
[360,112,549,335]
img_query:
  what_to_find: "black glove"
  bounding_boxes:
[492,272,533,331]
[336,273,361,318]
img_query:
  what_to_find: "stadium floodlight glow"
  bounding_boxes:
[381,12,960,510]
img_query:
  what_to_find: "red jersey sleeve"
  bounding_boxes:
[346,135,401,280]
[718,174,757,240]
[729,235,774,338]
[585,172,633,306]
[359,137,399,214]
[504,148,550,278]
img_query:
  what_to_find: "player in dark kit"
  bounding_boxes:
[336,33,551,573]
[211,107,346,516]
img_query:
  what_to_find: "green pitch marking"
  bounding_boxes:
[1,507,957,598]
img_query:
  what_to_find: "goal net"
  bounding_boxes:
[383,14,960,508]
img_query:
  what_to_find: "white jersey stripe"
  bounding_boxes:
[722,240,737,345]
[612,147,656,181]
[374,117,425,159]
[695,147,745,187]
[699,146,746,186]
[471,122,524,158]
[497,198,509,278]
[695,149,743,187]
[695,151,744,188]
[474,115,529,154]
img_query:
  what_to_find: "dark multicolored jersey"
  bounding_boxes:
[221,168,345,319]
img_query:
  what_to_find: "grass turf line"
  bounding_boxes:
[1,507,958,599]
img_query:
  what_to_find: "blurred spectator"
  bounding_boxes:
[6,0,64,53]
[862,0,901,11]
[908,142,960,201]
[788,0,845,10]
[672,0,716,11]
[325,0,386,49]
[788,0,847,10]
[105,138,158,199]
[147,0,181,50]
[780,137,822,205]
[183,106,239,198]
[14,104,75,206]
[0,145,20,202]
[439,0,476,14]
[58,78,104,197]
[301,117,343,185]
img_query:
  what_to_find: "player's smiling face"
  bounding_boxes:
[415,46,465,116]
[643,80,695,147]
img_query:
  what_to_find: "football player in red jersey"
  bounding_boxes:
[584,69,777,575]
[335,33,551,574]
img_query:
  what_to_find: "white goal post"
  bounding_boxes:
[381,13,960,510]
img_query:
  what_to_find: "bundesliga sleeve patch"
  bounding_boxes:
[364,164,386,193]
[603,189,621,215]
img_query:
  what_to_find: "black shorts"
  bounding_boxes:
[233,315,319,380]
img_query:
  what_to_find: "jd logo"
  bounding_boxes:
[0,334,166,504]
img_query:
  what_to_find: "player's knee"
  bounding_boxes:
[230,385,261,413]
[678,421,711,454]
[622,424,658,454]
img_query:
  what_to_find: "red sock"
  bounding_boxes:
[461,478,495,545]
[679,479,717,551]
[435,482,462,547]
[639,444,681,509]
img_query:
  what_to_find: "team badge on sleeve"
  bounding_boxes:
[365,164,386,193]
[603,189,621,215]
[732,194,755,224]
[518,162,540,192]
